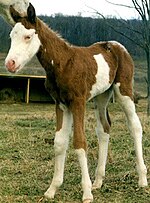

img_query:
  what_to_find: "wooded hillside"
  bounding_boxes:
[0,15,144,58]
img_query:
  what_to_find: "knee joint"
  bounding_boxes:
[54,131,69,154]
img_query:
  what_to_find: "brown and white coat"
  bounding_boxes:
[5,4,148,203]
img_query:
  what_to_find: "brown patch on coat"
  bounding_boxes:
[112,42,134,99]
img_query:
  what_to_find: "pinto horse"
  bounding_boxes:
[5,4,148,203]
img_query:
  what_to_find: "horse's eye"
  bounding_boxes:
[24,35,31,41]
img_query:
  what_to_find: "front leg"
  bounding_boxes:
[44,103,73,199]
[71,98,93,203]
[76,149,93,203]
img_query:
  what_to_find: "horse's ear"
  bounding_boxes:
[9,5,21,22]
[27,3,36,24]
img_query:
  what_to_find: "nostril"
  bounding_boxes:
[12,60,15,65]
[10,59,15,67]
[6,59,15,69]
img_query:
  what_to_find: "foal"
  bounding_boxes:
[5,4,148,202]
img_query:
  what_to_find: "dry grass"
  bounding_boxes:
[0,101,150,203]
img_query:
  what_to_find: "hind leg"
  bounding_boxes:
[114,83,148,187]
[93,89,112,189]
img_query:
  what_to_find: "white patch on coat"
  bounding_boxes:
[54,105,72,154]
[89,54,111,100]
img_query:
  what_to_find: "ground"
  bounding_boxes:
[0,101,149,203]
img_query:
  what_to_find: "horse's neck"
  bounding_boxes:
[36,19,71,66]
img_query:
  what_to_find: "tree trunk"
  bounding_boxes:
[146,49,150,116]
[147,0,150,116]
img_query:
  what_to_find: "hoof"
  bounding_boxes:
[92,185,100,190]
[139,181,148,188]
[44,190,55,199]
[83,199,93,203]
[138,176,148,187]
[92,181,102,190]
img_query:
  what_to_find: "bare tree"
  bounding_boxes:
[133,0,150,116]
[89,0,150,115]
[114,0,150,115]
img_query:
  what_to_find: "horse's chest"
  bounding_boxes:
[45,75,71,104]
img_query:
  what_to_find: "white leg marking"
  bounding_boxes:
[93,107,109,190]
[76,149,93,203]
[114,84,148,187]
[44,106,73,199]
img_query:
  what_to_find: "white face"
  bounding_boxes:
[0,0,29,24]
[5,23,41,73]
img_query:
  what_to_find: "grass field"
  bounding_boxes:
[0,101,149,203]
